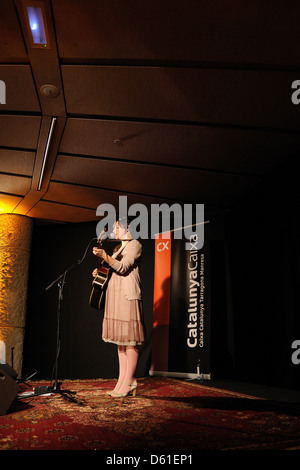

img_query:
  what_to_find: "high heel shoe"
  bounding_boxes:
[106,390,119,397]
[106,382,123,397]
[114,380,138,398]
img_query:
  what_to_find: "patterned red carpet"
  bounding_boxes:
[1,377,300,451]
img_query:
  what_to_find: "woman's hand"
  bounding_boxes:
[92,268,98,277]
[93,246,103,258]
[92,245,115,267]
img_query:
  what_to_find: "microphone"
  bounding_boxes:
[97,229,108,242]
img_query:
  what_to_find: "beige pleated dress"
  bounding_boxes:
[102,239,145,346]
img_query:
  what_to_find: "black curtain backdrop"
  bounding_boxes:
[225,160,300,391]
[23,222,154,381]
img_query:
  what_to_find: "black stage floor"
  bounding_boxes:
[186,378,300,404]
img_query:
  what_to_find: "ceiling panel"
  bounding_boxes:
[51,154,259,206]
[0,149,35,175]
[0,0,28,61]
[0,115,41,149]
[0,194,23,213]
[0,65,40,112]
[0,174,31,195]
[60,118,297,175]
[62,66,300,129]
[53,0,300,66]
[27,200,99,223]
[44,181,176,211]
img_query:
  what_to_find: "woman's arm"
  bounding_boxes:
[111,241,141,274]
[92,246,116,267]
[92,241,141,275]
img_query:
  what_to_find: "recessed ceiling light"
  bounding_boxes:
[22,1,50,49]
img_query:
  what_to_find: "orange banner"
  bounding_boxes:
[151,233,171,372]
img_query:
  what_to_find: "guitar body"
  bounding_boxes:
[89,262,111,310]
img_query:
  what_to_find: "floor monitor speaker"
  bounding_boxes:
[0,363,19,416]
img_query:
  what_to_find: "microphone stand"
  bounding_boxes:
[42,238,97,405]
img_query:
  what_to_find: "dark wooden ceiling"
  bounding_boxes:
[0,0,299,223]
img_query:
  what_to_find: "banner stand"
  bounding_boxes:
[149,370,212,380]
[150,222,211,380]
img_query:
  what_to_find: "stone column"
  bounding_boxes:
[0,214,33,377]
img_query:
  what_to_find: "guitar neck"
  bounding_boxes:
[97,240,103,270]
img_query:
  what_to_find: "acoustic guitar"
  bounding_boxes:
[89,240,111,311]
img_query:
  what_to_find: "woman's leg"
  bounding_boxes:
[112,345,127,393]
[117,346,138,395]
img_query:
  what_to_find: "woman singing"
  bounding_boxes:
[92,219,145,398]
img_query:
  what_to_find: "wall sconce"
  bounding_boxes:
[22,0,50,49]
[0,203,10,215]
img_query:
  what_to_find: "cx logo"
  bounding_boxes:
[157,241,169,252]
